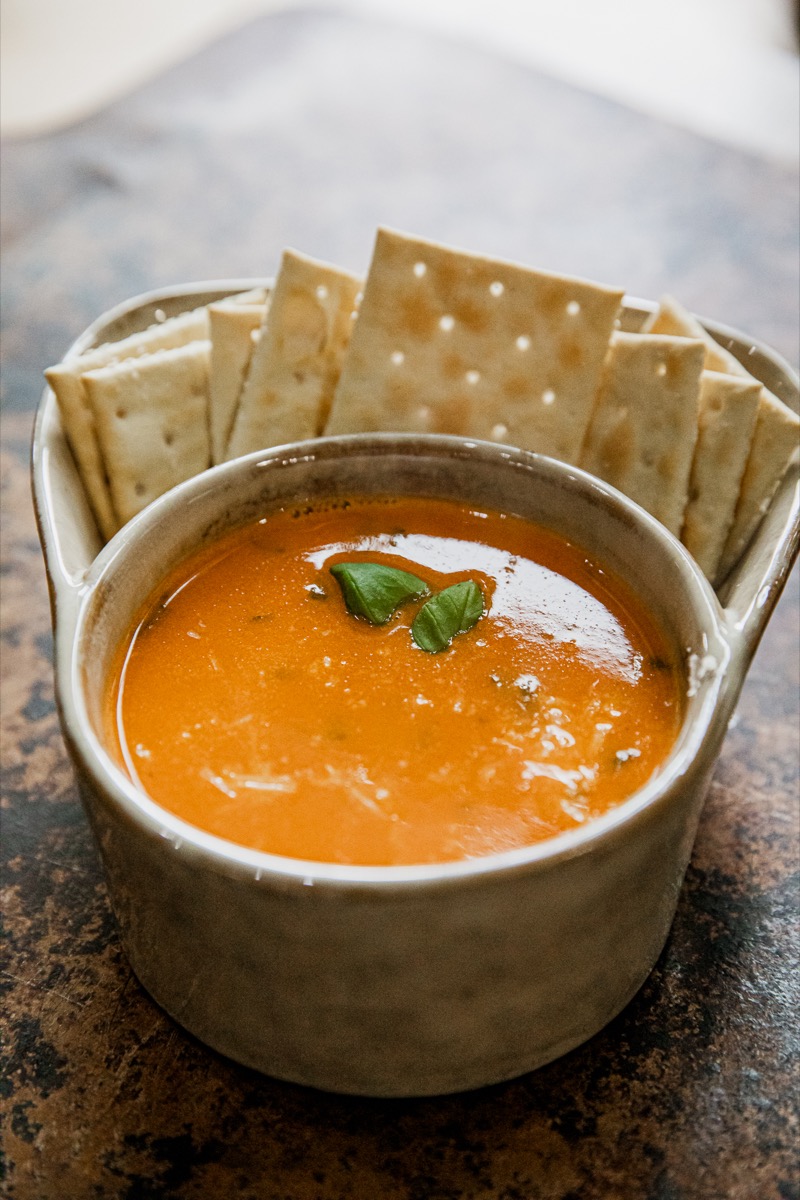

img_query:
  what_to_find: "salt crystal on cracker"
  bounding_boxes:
[325,227,623,463]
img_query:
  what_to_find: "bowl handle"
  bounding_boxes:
[718,465,799,667]
[31,399,102,662]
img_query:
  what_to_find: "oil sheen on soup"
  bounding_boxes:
[108,495,682,865]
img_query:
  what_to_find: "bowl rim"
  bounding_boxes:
[32,280,799,891]
[65,432,730,890]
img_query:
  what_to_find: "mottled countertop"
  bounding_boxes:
[1,9,798,1198]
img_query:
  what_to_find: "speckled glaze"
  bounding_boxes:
[32,283,799,1096]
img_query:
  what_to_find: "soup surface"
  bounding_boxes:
[108,495,682,865]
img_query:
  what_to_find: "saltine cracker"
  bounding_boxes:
[681,372,761,582]
[225,250,362,460]
[45,307,209,539]
[83,341,211,526]
[580,332,705,537]
[325,228,623,463]
[208,303,266,464]
[645,294,799,577]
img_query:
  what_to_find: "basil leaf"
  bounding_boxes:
[330,561,428,624]
[411,580,484,653]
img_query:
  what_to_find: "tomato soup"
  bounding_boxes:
[107,496,682,865]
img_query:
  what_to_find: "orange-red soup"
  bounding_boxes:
[108,496,682,865]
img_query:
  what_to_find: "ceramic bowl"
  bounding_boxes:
[32,283,799,1096]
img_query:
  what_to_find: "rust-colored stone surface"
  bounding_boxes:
[2,11,799,1198]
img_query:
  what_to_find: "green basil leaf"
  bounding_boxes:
[330,561,429,624]
[411,580,484,653]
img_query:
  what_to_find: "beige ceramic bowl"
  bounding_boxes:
[32,283,799,1097]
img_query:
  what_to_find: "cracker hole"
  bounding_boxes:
[489,281,504,297]
[656,362,667,377]
[164,432,175,447]
[566,300,581,316]
[116,409,127,419]
[465,370,480,385]
[439,314,455,332]
[413,262,427,278]
[516,335,530,351]
[134,482,146,497]
[491,423,509,440]
[542,389,556,405]
[390,351,405,366]
[315,285,329,301]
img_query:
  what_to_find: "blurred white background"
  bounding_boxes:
[2,0,798,160]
